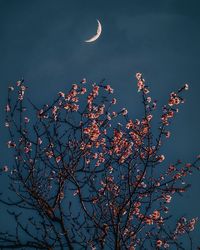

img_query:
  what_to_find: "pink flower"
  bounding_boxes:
[5,104,10,112]
[104,85,114,94]
[64,104,70,110]
[46,151,54,158]
[38,138,43,145]
[71,104,79,111]
[81,78,86,84]
[16,80,22,86]
[147,114,153,121]
[58,92,65,97]
[152,210,160,220]
[121,108,128,116]
[2,165,9,172]
[80,87,87,94]
[145,217,153,225]
[5,122,9,127]
[147,97,151,103]
[73,189,79,196]
[184,83,189,90]
[137,80,144,92]
[24,117,30,123]
[165,131,170,138]
[143,88,149,94]
[93,85,99,95]
[156,240,163,247]
[8,86,14,91]
[72,84,78,90]
[24,147,31,153]
[135,72,142,80]
[111,98,117,104]
[164,194,172,203]
[158,155,165,162]
[7,141,16,148]
[56,156,61,163]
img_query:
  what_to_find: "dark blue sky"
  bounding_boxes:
[0,0,200,246]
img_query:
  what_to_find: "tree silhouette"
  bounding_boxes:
[0,73,199,249]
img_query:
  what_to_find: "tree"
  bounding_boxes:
[0,73,199,249]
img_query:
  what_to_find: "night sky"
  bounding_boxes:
[0,0,200,247]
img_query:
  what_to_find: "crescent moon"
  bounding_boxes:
[85,19,102,43]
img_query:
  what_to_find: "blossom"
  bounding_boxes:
[58,91,65,97]
[73,190,79,196]
[164,194,172,203]
[165,131,170,138]
[24,147,31,153]
[156,240,163,247]
[8,86,14,91]
[81,78,86,84]
[5,104,10,112]
[147,97,151,103]
[145,217,153,225]
[137,80,145,92]
[71,104,79,111]
[104,85,114,93]
[64,104,70,110]
[24,117,30,123]
[143,88,149,94]
[183,83,189,90]
[146,114,153,121]
[111,98,117,104]
[135,72,142,80]
[121,108,128,116]
[7,141,16,148]
[2,165,9,172]
[16,80,22,86]
[56,156,61,163]
[188,217,198,231]
[5,122,9,127]
[38,138,43,145]
[72,84,78,90]
[93,85,99,96]
[158,155,165,162]
[80,87,87,94]
[46,151,54,158]
[152,210,160,220]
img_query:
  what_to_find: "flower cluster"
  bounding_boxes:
[2,73,199,250]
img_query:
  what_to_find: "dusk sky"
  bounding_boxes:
[0,0,200,247]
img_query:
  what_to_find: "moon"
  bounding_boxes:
[85,19,102,43]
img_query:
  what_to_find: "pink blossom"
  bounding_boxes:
[58,92,65,97]
[152,210,160,220]
[8,86,14,91]
[158,155,165,162]
[73,190,79,196]
[72,84,78,90]
[121,108,128,116]
[2,165,9,172]
[80,87,87,94]
[56,156,61,163]
[164,194,172,203]
[24,117,30,123]
[7,141,16,148]
[38,138,42,145]
[111,98,117,104]
[137,80,144,92]
[135,72,142,80]
[156,240,163,247]
[184,83,189,90]
[81,78,86,84]
[104,85,114,93]
[5,104,10,112]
